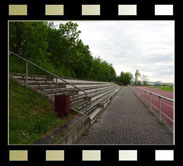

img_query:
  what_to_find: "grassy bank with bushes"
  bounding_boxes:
[9,80,78,144]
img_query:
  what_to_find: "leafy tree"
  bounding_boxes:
[9,22,24,55]
[117,71,133,85]
[135,70,141,85]
[9,21,117,82]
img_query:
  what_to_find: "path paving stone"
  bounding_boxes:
[77,87,173,144]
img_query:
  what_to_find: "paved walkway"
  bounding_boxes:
[77,87,173,144]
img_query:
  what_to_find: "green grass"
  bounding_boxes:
[148,85,173,92]
[156,86,173,92]
[9,80,77,144]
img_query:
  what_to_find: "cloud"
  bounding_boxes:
[55,21,174,83]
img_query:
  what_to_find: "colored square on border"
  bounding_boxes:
[9,150,28,161]
[45,5,64,15]
[82,150,101,161]
[155,5,173,15]
[82,5,100,16]
[46,150,64,161]
[119,150,137,161]
[9,5,27,16]
[118,5,137,15]
[155,150,174,161]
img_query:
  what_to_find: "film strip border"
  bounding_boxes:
[2,1,179,166]
[7,149,175,162]
[6,0,176,19]
[8,4,174,16]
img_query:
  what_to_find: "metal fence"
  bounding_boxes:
[9,51,88,112]
[129,86,174,128]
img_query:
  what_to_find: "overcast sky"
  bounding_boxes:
[55,21,174,83]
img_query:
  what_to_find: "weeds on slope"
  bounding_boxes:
[9,80,78,144]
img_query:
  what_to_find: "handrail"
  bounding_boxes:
[9,51,88,111]
[135,86,174,102]
[129,85,174,127]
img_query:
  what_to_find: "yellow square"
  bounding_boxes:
[9,150,28,161]
[82,5,100,15]
[82,150,101,161]
[9,5,27,16]
[46,150,64,161]
[45,5,64,15]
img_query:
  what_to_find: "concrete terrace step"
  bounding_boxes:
[27,81,56,85]
[78,87,117,114]
[53,78,108,85]
[89,88,115,102]
[78,85,115,95]
[39,83,113,93]
[71,87,116,109]
[34,84,66,90]
[89,107,103,123]
[74,86,115,101]
[66,83,112,89]
[18,77,54,82]
[45,88,79,95]
[85,90,116,115]
[79,95,106,115]
[70,97,88,106]
[10,73,54,79]
[98,87,120,107]
[10,74,65,88]
[66,87,116,110]
[10,73,119,120]
[47,91,79,97]
[44,84,114,95]
[49,92,86,103]
[70,86,115,102]
[71,99,91,110]
[65,84,114,92]
[11,73,108,85]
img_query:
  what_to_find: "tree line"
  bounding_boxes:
[9,21,116,82]
[9,21,137,85]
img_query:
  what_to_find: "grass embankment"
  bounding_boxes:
[9,80,78,144]
[148,85,173,92]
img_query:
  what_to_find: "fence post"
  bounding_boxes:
[159,96,162,121]
[26,61,28,86]
[139,89,141,97]
[142,90,144,102]
[150,93,152,111]
[145,91,146,105]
